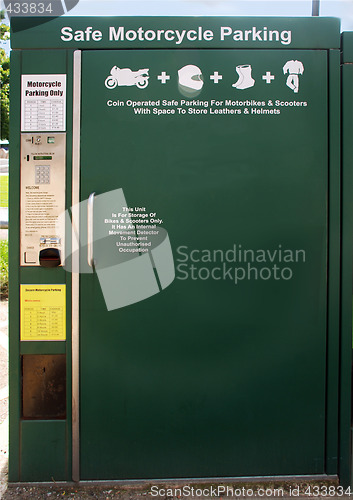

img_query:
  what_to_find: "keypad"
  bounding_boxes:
[35,165,50,184]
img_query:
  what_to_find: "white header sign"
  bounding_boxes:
[21,74,67,132]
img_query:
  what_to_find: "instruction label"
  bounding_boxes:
[106,98,308,117]
[21,74,66,131]
[20,285,66,341]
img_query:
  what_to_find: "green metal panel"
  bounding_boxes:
[20,421,67,481]
[341,40,353,487]
[79,48,328,479]
[64,49,75,483]
[8,49,73,481]
[9,16,351,484]
[341,33,353,64]
[9,48,22,483]
[20,342,66,355]
[10,17,340,50]
[325,49,341,475]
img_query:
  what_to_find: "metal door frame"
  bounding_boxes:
[72,49,81,482]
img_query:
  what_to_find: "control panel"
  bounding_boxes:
[20,133,66,267]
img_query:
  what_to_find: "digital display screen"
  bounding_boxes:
[33,156,52,160]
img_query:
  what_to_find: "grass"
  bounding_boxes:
[0,239,8,299]
[0,175,8,208]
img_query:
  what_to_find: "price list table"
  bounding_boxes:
[23,99,65,131]
[23,305,64,340]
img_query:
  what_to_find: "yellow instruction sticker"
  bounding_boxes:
[20,285,66,341]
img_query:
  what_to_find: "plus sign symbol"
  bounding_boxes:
[157,72,171,84]
[262,71,275,84]
[210,72,223,84]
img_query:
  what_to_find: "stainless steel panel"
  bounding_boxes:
[20,133,66,266]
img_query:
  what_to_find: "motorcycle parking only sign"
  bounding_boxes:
[21,74,67,131]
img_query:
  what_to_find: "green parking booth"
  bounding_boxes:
[8,16,353,484]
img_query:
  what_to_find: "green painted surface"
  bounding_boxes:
[64,49,75,484]
[80,49,328,479]
[325,49,341,475]
[340,61,353,487]
[341,32,353,63]
[10,17,340,50]
[8,17,351,484]
[20,421,67,481]
[20,342,66,355]
[9,48,22,483]
[9,49,72,482]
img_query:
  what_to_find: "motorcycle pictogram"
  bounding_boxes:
[105,66,150,89]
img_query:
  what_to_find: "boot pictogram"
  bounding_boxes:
[232,65,255,90]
